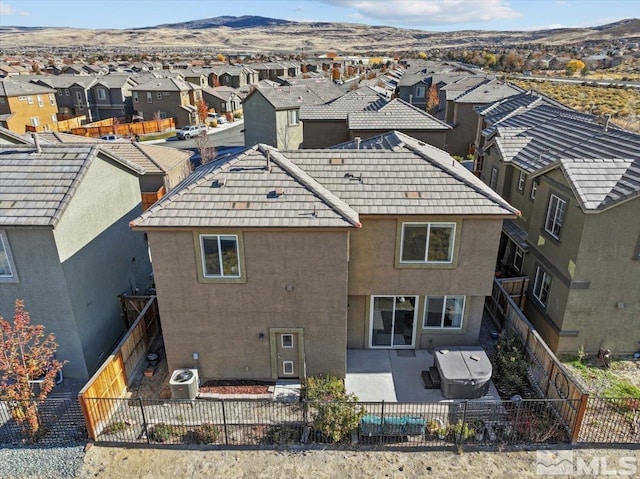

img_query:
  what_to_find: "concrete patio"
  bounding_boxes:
[345,349,500,403]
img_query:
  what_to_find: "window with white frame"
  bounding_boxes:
[75,91,82,103]
[51,114,57,123]
[65,89,70,96]
[287,109,299,126]
[281,334,293,348]
[415,86,426,98]
[27,96,33,104]
[37,95,44,107]
[0,232,16,279]
[530,181,537,200]
[155,92,162,100]
[513,246,525,272]
[400,222,455,264]
[517,171,526,192]
[146,92,153,103]
[282,361,294,375]
[133,92,139,103]
[423,296,465,328]
[30,117,39,126]
[200,234,240,278]
[533,266,551,306]
[50,93,56,104]
[544,194,566,239]
[97,88,107,100]
[490,167,498,190]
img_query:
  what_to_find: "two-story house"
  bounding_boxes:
[89,74,137,120]
[0,142,152,378]
[242,80,343,149]
[130,77,203,128]
[202,86,244,117]
[30,75,96,121]
[477,95,640,354]
[130,131,517,381]
[0,79,58,133]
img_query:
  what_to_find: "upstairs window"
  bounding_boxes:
[513,246,525,273]
[288,109,299,126]
[530,181,538,200]
[400,223,455,264]
[490,167,498,190]
[37,95,44,107]
[415,86,425,98]
[200,234,240,278]
[533,266,551,306]
[50,93,56,104]
[0,231,17,281]
[544,194,566,239]
[517,171,526,192]
[97,88,107,100]
[146,92,153,103]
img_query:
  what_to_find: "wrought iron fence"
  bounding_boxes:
[0,398,87,446]
[578,397,640,444]
[79,397,586,448]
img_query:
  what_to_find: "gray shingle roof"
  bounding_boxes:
[252,81,342,109]
[131,145,360,229]
[132,132,518,229]
[0,144,143,227]
[454,79,522,104]
[131,77,196,92]
[0,79,56,97]
[348,99,451,131]
[300,87,388,121]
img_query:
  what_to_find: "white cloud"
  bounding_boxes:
[320,0,522,26]
[0,1,29,17]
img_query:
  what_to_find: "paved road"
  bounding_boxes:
[161,121,245,150]
[507,74,640,89]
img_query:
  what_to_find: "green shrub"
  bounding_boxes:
[261,425,300,445]
[489,330,530,396]
[102,420,127,435]
[306,375,345,401]
[148,423,181,443]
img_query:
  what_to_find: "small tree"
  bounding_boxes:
[566,59,585,76]
[427,84,439,114]
[112,117,120,136]
[193,130,216,166]
[0,300,65,439]
[196,99,209,124]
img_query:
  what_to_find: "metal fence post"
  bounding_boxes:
[220,400,229,445]
[138,397,150,444]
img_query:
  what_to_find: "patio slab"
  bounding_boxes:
[346,349,502,403]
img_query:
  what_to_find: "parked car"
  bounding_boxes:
[207,113,228,124]
[176,124,208,140]
[100,134,123,141]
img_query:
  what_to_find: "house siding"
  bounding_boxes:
[303,121,349,149]
[148,230,349,380]
[243,92,277,148]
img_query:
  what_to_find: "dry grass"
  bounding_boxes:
[510,79,640,131]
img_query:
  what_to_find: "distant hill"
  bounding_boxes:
[1,16,639,53]
[153,15,293,30]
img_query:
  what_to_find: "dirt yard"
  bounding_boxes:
[77,445,639,479]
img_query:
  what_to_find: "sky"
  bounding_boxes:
[0,0,638,32]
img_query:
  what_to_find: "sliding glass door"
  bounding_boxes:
[370,296,417,348]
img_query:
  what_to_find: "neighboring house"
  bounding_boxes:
[300,87,389,148]
[476,95,640,354]
[3,129,193,209]
[0,143,152,378]
[130,77,203,128]
[0,79,58,133]
[89,74,137,120]
[179,69,209,89]
[202,86,244,116]
[444,79,522,157]
[130,131,517,381]
[29,74,96,121]
[210,65,258,89]
[347,98,451,149]
[242,80,343,149]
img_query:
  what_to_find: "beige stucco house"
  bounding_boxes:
[131,131,517,381]
[476,93,640,354]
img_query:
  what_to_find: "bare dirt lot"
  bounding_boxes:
[77,445,639,479]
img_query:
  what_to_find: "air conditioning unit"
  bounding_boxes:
[169,369,199,400]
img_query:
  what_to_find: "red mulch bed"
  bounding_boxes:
[199,379,273,395]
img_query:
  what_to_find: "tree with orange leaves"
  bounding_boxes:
[0,300,65,439]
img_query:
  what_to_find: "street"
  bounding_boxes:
[160,120,245,150]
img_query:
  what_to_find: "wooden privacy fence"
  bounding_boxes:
[485,277,589,443]
[78,296,159,440]
[25,115,87,133]
[70,118,175,138]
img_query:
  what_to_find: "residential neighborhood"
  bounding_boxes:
[0,3,639,478]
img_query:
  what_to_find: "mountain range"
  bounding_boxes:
[1,16,639,53]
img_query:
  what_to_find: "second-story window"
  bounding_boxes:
[415,86,425,98]
[490,167,498,190]
[513,246,525,273]
[97,88,107,100]
[75,91,82,103]
[146,92,153,103]
[544,194,566,239]
[400,223,455,264]
[49,93,56,105]
[517,171,526,192]
[0,231,17,280]
[530,180,538,200]
[288,109,299,126]
[200,234,240,278]
[157,92,162,100]
[27,96,33,104]
[133,92,139,103]
[37,95,44,107]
